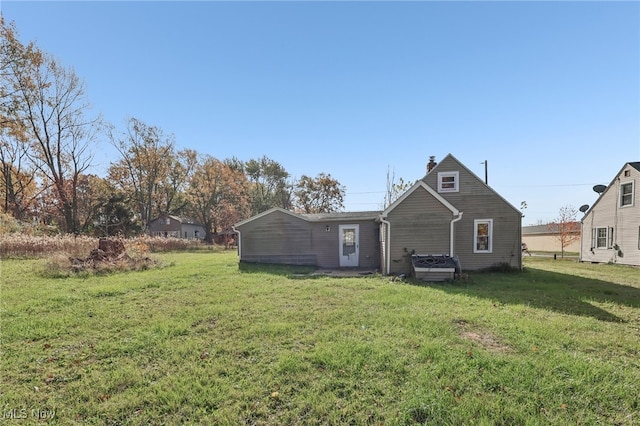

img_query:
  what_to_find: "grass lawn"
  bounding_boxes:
[1,252,639,425]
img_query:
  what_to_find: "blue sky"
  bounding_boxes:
[3,1,639,225]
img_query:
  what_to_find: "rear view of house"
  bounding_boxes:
[234,154,522,275]
[580,162,640,266]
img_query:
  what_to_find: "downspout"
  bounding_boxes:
[380,217,391,275]
[233,227,241,260]
[450,212,463,257]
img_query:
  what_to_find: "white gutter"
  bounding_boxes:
[450,212,463,256]
[379,217,391,275]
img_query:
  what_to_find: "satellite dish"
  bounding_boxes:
[579,204,589,213]
[593,184,607,194]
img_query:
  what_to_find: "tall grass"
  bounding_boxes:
[0,234,207,258]
[1,253,638,424]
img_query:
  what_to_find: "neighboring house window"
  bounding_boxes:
[474,219,493,253]
[620,182,634,207]
[592,227,613,249]
[166,218,171,225]
[438,172,459,193]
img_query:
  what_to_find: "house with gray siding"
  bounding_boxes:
[580,162,640,266]
[233,209,380,268]
[147,215,205,240]
[234,154,522,274]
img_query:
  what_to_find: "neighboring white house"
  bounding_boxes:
[580,162,640,266]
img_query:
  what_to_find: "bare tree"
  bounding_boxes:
[107,118,175,229]
[383,165,413,208]
[6,22,99,233]
[548,205,580,258]
[0,17,41,220]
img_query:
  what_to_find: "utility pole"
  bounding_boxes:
[481,161,488,184]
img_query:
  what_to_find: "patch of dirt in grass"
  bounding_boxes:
[455,319,513,353]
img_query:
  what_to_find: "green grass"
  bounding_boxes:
[1,252,639,425]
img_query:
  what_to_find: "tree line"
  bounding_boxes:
[0,17,348,241]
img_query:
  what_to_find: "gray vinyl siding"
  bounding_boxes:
[309,220,379,269]
[580,164,640,266]
[386,188,454,275]
[236,210,380,268]
[237,210,315,265]
[423,156,522,270]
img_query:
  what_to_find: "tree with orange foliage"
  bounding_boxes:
[2,17,100,233]
[0,17,41,221]
[547,205,581,259]
[186,156,251,243]
[294,173,345,214]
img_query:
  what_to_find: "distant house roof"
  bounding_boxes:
[523,223,580,235]
[150,215,203,226]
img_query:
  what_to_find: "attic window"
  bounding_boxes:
[620,182,634,207]
[438,171,459,193]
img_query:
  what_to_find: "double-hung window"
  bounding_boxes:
[474,219,493,253]
[592,227,613,249]
[438,171,459,193]
[620,182,634,207]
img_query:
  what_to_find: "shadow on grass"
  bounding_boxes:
[411,267,640,323]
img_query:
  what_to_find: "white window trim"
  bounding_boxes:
[620,181,634,207]
[473,219,493,253]
[438,171,459,193]
[592,226,613,249]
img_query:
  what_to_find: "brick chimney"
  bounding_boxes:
[426,156,437,173]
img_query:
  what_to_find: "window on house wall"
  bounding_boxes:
[474,219,493,253]
[166,218,171,225]
[592,227,613,249]
[620,182,634,207]
[438,171,459,193]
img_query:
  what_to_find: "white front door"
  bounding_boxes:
[339,224,359,267]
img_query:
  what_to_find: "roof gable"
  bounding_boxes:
[149,215,202,226]
[581,161,640,220]
[382,180,459,217]
[425,153,521,215]
[233,207,306,228]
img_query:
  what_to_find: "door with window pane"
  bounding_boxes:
[339,224,359,267]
